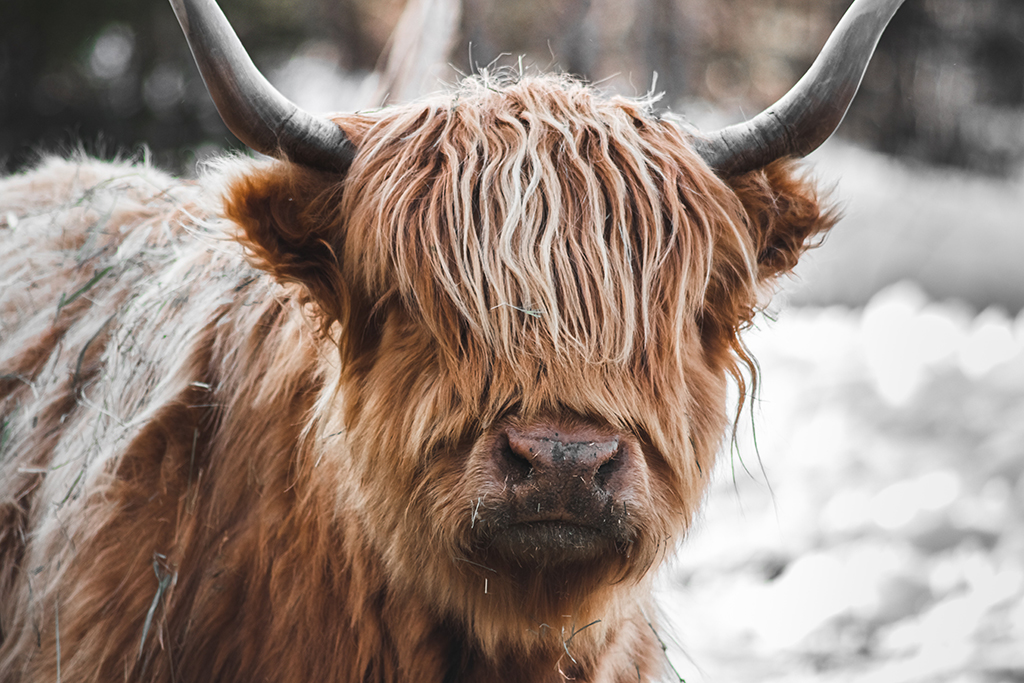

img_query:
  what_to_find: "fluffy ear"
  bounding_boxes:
[224,162,350,324]
[730,159,838,285]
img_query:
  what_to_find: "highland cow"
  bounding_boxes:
[0,0,905,681]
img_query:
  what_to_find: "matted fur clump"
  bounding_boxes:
[1,75,833,683]
[239,75,765,364]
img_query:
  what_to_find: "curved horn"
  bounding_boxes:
[694,0,906,176]
[169,0,355,174]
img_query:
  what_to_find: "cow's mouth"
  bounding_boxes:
[507,520,602,549]
[464,422,647,568]
[483,519,621,567]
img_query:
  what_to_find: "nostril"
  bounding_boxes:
[594,448,620,489]
[499,433,534,480]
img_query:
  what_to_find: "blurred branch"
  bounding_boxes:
[372,0,463,106]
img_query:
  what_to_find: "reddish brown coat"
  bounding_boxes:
[0,76,832,682]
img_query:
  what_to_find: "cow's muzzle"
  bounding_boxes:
[474,422,646,567]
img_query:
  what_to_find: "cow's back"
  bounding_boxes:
[0,157,207,394]
[0,157,313,680]
[1,158,194,654]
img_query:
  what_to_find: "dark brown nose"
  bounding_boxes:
[504,426,622,490]
[478,423,644,564]
[492,424,642,514]
[472,421,648,565]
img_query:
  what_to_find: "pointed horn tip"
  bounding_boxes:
[169,0,355,174]
[695,0,906,176]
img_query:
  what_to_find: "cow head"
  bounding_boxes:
[171,0,903,660]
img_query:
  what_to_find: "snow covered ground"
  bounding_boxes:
[661,283,1024,682]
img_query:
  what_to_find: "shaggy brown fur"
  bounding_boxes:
[0,75,833,682]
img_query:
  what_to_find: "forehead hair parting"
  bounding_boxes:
[339,74,757,367]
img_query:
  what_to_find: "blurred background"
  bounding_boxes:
[3,0,1023,176]
[2,0,1023,680]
